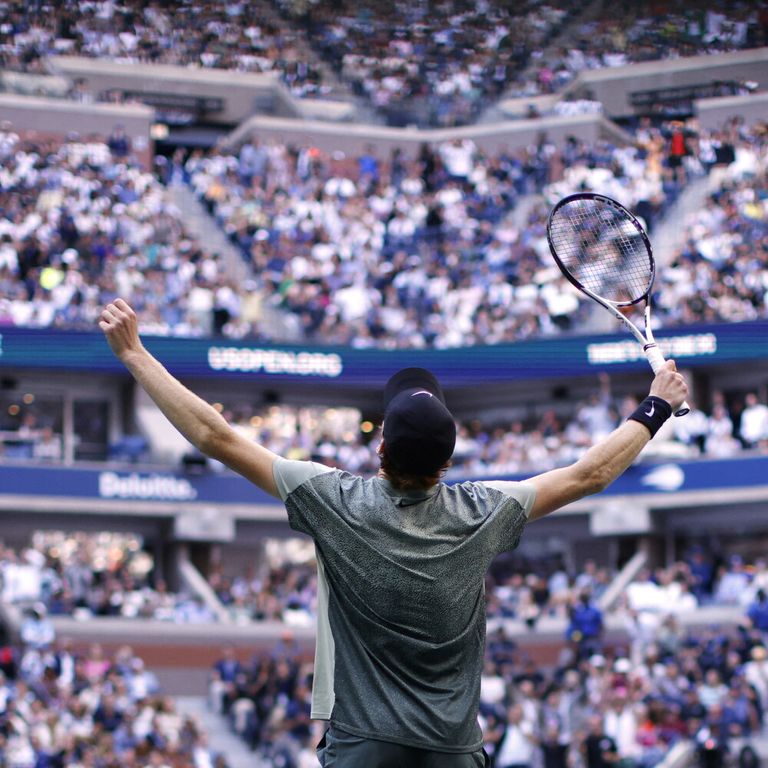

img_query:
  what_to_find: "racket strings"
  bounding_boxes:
[549,199,653,305]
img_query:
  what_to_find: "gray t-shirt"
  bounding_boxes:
[273,458,536,753]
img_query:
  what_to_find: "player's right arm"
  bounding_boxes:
[526,361,688,521]
[99,299,281,498]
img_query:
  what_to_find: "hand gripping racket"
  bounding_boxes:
[546,192,689,417]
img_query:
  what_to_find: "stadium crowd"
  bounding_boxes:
[276,0,573,127]
[657,175,768,327]
[0,0,329,100]
[206,546,763,631]
[0,125,238,336]
[199,380,768,486]
[2,372,767,474]
[5,528,768,767]
[0,533,217,623]
[6,518,768,635]
[7,582,766,768]
[2,1,766,126]
[175,117,768,347]
[208,560,317,628]
[1,117,766,349]
[208,578,768,768]
[138,540,768,632]
[185,125,714,348]
[0,633,227,768]
[513,1,768,98]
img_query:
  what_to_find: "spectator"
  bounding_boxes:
[713,556,751,606]
[721,678,759,736]
[540,719,569,768]
[744,645,768,717]
[738,393,768,449]
[686,548,715,603]
[663,120,693,187]
[19,604,55,651]
[672,399,710,454]
[604,690,642,766]
[582,713,619,768]
[705,403,741,457]
[209,644,244,715]
[567,592,604,660]
[699,670,729,712]
[107,124,131,159]
[494,703,538,768]
[746,589,768,633]
[695,705,730,768]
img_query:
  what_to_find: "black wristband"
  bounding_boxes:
[627,396,672,438]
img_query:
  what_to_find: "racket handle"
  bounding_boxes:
[643,344,690,417]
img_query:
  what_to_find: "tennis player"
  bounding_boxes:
[99,298,688,767]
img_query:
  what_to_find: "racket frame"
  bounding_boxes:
[546,192,689,417]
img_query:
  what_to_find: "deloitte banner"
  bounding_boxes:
[1,456,768,509]
[0,321,766,385]
[0,464,275,506]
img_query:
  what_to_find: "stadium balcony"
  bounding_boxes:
[5,0,766,129]
[1,38,766,149]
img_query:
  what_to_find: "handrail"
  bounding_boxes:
[597,550,648,613]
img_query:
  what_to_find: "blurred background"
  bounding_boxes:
[0,1,768,766]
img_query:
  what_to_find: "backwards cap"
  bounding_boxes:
[382,368,456,475]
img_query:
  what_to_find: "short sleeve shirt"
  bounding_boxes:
[273,458,535,753]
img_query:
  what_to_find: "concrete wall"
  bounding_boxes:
[222,112,633,156]
[563,47,768,119]
[51,56,291,123]
[695,91,768,130]
[48,56,359,125]
[0,69,71,97]
[0,93,154,167]
[5,49,764,158]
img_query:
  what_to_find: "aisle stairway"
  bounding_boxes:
[167,181,303,342]
[167,182,247,284]
[176,695,268,768]
[650,174,712,266]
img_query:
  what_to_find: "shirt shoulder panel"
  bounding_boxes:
[476,480,537,518]
[273,457,335,501]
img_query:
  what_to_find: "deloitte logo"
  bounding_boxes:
[99,472,198,501]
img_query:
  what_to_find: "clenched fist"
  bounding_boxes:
[99,298,143,362]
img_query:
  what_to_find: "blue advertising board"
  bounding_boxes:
[0,321,766,386]
[0,455,766,510]
[0,464,275,506]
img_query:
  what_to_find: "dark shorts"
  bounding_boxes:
[667,153,685,168]
[317,726,489,767]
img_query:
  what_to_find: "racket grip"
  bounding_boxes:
[643,344,690,417]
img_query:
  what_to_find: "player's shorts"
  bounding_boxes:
[317,726,489,767]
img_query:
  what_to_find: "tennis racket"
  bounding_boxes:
[546,192,689,417]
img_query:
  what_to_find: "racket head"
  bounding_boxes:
[547,192,656,308]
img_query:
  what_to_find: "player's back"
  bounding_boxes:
[283,466,531,750]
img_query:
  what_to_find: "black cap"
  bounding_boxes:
[382,368,456,475]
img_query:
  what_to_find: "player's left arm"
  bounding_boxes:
[99,299,281,498]
[526,420,650,521]
[527,361,688,521]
